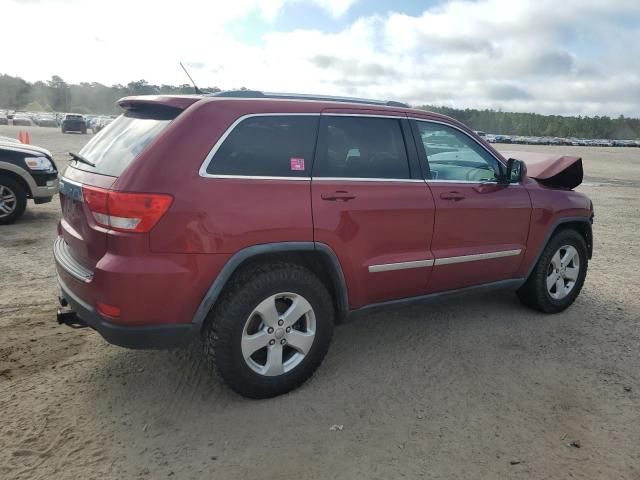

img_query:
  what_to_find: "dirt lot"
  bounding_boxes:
[1,124,639,480]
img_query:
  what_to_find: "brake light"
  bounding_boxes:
[82,185,173,233]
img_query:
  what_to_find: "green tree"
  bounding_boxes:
[46,75,71,112]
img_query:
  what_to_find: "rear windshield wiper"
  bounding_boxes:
[69,151,96,168]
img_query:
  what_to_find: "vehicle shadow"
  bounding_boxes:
[81,290,562,421]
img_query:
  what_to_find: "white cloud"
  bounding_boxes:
[2,0,640,116]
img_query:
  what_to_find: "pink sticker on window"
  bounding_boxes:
[290,158,305,171]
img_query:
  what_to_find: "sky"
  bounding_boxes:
[3,0,640,116]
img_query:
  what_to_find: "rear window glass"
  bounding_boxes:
[313,116,410,179]
[66,115,83,120]
[206,115,319,177]
[75,109,177,176]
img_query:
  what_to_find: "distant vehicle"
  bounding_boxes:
[0,140,58,224]
[0,113,8,125]
[12,113,32,126]
[493,134,512,144]
[7,110,15,120]
[85,115,97,131]
[35,114,58,127]
[93,116,113,133]
[61,114,87,134]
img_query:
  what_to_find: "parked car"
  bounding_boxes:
[0,113,8,125]
[61,114,87,134]
[93,116,113,133]
[0,140,58,224]
[35,114,58,127]
[12,113,32,126]
[54,91,593,398]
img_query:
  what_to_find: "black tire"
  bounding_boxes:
[0,175,27,225]
[61,129,66,134]
[517,229,588,313]
[202,262,334,399]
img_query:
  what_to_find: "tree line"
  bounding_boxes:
[420,105,640,140]
[1,73,638,139]
[0,74,221,116]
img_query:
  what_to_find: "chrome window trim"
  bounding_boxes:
[409,117,506,168]
[322,113,406,120]
[204,174,311,181]
[426,179,498,184]
[198,113,320,179]
[199,112,506,181]
[434,249,522,266]
[368,259,434,273]
[314,177,424,183]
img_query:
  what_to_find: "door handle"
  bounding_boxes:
[321,191,356,201]
[440,191,465,201]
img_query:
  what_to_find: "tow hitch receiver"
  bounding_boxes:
[57,302,88,329]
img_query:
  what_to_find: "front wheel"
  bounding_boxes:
[517,229,588,313]
[202,263,334,398]
[0,176,27,225]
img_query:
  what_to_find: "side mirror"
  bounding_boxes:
[504,158,526,183]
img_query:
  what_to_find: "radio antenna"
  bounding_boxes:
[180,62,202,94]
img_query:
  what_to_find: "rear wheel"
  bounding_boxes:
[0,176,27,225]
[517,229,588,313]
[202,263,334,398]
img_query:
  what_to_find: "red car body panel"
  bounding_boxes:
[426,181,532,292]
[54,95,593,344]
[312,179,435,307]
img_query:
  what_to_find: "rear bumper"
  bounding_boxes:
[57,273,196,349]
[62,123,86,131]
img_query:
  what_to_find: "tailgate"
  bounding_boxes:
[58,168,116,270]
[57,104,182,271]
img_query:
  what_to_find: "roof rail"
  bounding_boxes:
[208,90,409,108]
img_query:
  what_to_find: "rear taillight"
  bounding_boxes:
[82,185,173,233]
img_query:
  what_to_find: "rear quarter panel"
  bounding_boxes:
[116,99,323,254]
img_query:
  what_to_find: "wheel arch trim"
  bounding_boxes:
[191,242,349,329]
[524,215,592,279]
[0,161,35,196]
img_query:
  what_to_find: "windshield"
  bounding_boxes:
[76,109,176,176]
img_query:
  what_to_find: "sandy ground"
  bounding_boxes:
[0,124,639,479]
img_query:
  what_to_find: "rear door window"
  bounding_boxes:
[206,115,319,177]
[75,108,177,177]
[313,116,410,179]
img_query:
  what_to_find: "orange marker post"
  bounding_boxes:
[18,131,24,143]
[25,131,30,144]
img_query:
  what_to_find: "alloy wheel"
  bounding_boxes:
[546,245,580,300]
[241,292,316,376]
[0,184,17,219]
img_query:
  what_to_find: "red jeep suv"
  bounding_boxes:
[54,91,593,398]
